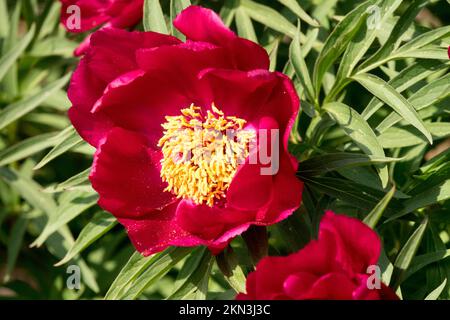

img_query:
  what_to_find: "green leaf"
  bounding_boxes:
[387,180,450,221]
[44,168,90,193]
[376,73,450,133]
[357,0,428,74]
[404,249,450,281]
[362,60,449,119]
[105,247,192,300]
[363,185,396,229]
[322,102,389,187]
[170,0,190,38]
[378,123,450,148]
[425,278,447,300]
[0,0,9,37]
[300,176,391,211]
[330,0,402,100]
[235,7,257,42]
[396,26,450,54]
[240,0,297,38]
[290,22,315,103]
[394,46,449,60]
[0,24,35,82]
[120,247,192,299]
[105,251,154,300]
[392,217,429,288]
[219,0,238,27]
[313,0,375,96]
[278,0,319,27]
[299,152,399,176]
[33,126,84,170]
[31,190,98,247]
[4,213,29,282]
[143,0,168,34]
[352,73,432,144]
[0,74,71,131]
[168,247,213,300]
[55,211,117,266]
[216,247,247,294]
[0,167,56,214]
[0,132,58,166]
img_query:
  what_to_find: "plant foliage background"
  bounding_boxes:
[0,0,449,300]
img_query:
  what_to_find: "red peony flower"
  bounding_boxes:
[60,0,144,55]
[68,6,303,256]
[238,211,399,300]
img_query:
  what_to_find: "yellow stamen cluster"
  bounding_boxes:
[158,104,255,206]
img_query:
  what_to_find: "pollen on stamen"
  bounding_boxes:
[157,104,255,207]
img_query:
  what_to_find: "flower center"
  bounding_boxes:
[158,104,255,207]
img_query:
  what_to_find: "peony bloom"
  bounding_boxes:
[68,6,303,256]
[238,211,399,300]
[60,0,144,55]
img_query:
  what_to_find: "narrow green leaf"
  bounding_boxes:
[357,0,428,74]
[323,102,389,187]
[105,251,154,300]
[290,22,315,103]
[240,0,297,39]
[170,0,190,38]
[378,123,450,148]
[55,211,117,266]
[362,60,449,119]
[392,217,429,288]
[105,247,192,300]
[216,247,247,294]
[143,0,168,34]
[299,153,399,176]
[300,176,390,211]
[168,247,213,300]
[4,214,29,282]
[0,0,9,37]
[0,167,56,214]
[404,249,450,280]
[425,279,447,300]
[235,7,257,42]
[31,191,98,247]
[0,74,71,130]
[387,180,450,221]
[120,247,192,299]
[376,73,450,133]
[397,26,450,54]
[313,0,375,95]
[33,126,83,170]
[0,25,35,82]
[44,168,90,193]
[278,0,319,27]
[0,132,58,166]
[219,0,238,27]
[328,0,402,101]
[363,185,396,228]
[352,73,432,144]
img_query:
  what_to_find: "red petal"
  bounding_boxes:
[175,199,254,244]
[173,5,235,45]
[90,127,174,218]
[89,72,190,148]
[303,273,356,300]
[118,201,201,256]
[283,272,318,299]
[174,6,269,70]
[319,211,381,274]
[60,0,110,33]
